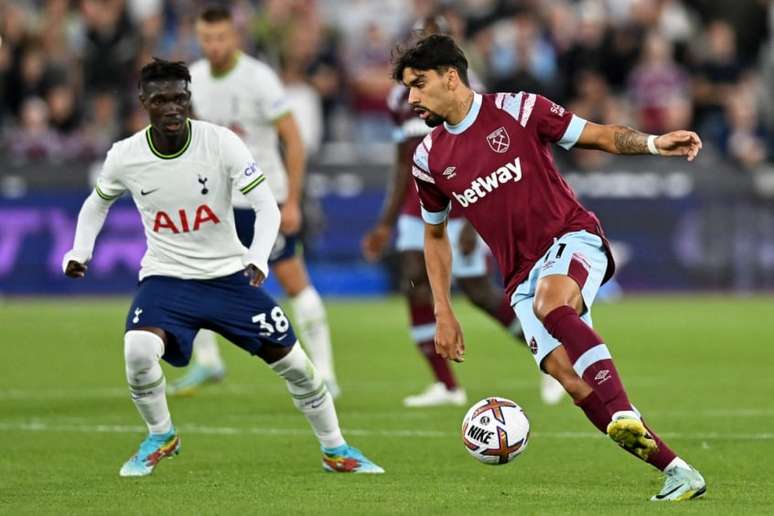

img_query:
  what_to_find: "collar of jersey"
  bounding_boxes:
[146,119,192,160]
[444,92,482,135]
[210,51,241,79]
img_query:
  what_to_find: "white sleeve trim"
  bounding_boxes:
[558,114,587,150]
[412,165,435,184]
[421,204,450,225]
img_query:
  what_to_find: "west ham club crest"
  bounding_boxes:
[486,127,510,153]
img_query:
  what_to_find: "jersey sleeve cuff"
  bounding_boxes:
[557,114,587,150]
[95,185,122,201]
[421,204,450,225]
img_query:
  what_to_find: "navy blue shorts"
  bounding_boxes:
[234,207,298,265]
[125,272,297,367]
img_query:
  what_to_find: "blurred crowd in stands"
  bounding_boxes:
[1,0,773,171]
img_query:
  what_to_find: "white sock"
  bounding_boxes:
[665,457,691,471]
[192,330,224,370]
[289,287,336,384]
[124,331,172,435]
[270,343,345,449]
[611,410,641,421]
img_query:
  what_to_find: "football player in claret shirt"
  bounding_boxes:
[362,16,564,408]
[63,59,382,477]
[393,35,705,502]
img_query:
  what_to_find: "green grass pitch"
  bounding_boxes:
[1,295,773,515]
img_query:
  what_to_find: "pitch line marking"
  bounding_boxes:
[1,420,773,441]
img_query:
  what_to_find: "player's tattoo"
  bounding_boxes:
[613,127,649,155]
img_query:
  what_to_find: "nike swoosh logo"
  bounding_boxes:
[140,188,160,196]
[655,484,685,499]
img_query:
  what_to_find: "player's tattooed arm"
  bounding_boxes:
[576,122,649,155]
[612,127,650,154]
[576,121,702,160]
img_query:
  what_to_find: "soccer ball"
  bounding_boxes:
[461,397,530,465]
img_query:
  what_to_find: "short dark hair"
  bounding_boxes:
[392,34,469,86]
[138,58,191,89]
[198,4,232,23]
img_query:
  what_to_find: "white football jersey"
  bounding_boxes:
[189,53,290,206]
[95,119,270,280]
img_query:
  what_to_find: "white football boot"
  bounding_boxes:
[403,382,467,408]
[540,373,565,405]
[651,465,706,501]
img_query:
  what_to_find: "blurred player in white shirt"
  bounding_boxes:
[168,5,339,397]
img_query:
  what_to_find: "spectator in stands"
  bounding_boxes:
[693,20,745,149]
[487,13,558,98]
[77,0,141,109]
[7,97,60,162]
[627,31,691,135]
[568,69,629,169]
[723,78,769,171]
[347,21,394,142]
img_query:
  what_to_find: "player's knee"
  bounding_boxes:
[290,286,326,322]
[124,330,164,374]
[533,297,574,323]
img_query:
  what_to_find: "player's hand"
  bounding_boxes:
[458,221,478,256]
[280,202,302,234]
[244,264,266,287]
[434,311,465,363]
[361,224,392,262]
[64,260,88,279]
[655,131,702,161]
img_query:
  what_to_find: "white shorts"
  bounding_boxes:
[395,215,488,278]
[510,230,609,369]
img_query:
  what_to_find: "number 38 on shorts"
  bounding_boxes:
[252,306,291,337]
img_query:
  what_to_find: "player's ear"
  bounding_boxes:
[446,68,459,91]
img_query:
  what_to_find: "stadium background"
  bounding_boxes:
[1,0,774,296]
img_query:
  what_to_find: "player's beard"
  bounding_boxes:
[413,104,445,127]
[423,112,445,127]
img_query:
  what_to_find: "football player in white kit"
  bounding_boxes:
[62,59,382,476]
[168,5,339,397]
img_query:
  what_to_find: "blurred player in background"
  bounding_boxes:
[394,35,705,501]
[168,5,339,397]
[63,59,382,476]
[362,16,564,408]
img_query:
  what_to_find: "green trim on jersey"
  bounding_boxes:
[146,119,192,160]
[95,185,121,201]
[210,51,241,79]
[270,109,292,123]
[239,175,266,195]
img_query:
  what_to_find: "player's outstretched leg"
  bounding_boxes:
[288,285,340,398]
[120,330,180,477]
[167,330,226,396]
[544,343,706,501]
[458,276,564,405]
[267,343,384,473]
